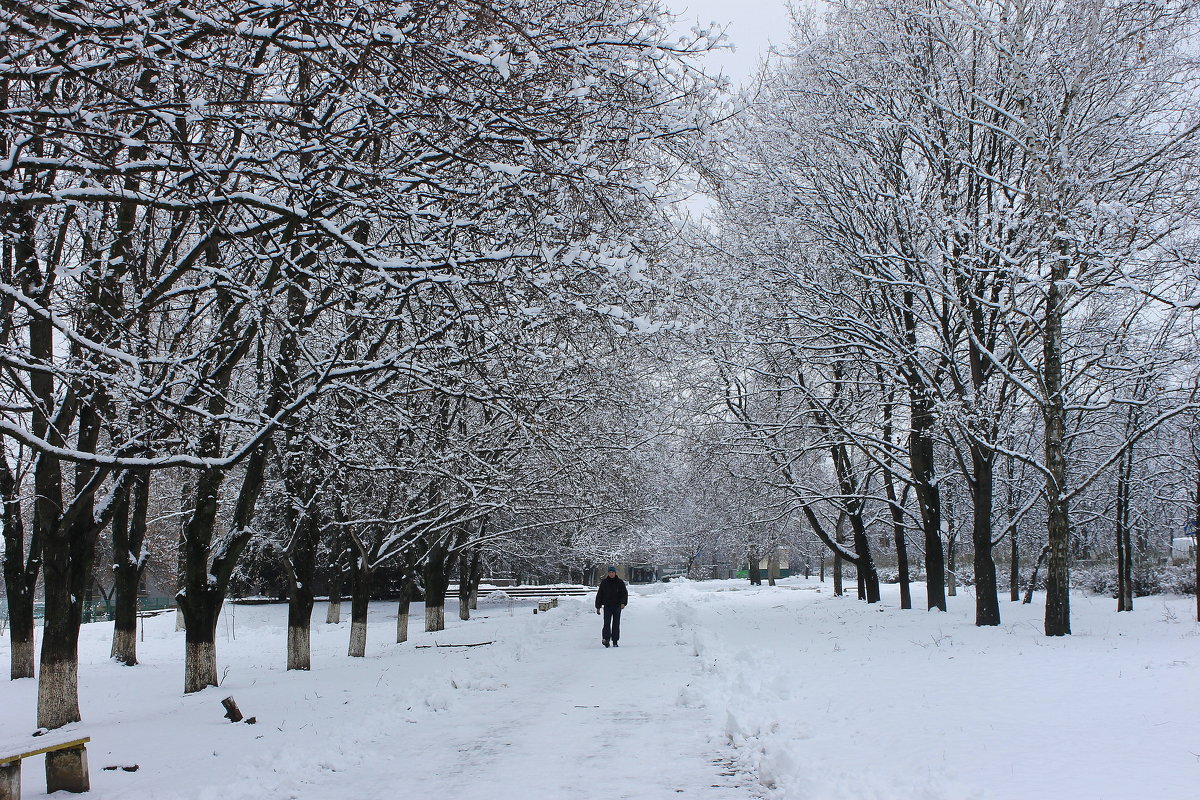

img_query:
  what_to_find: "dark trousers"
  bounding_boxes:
[602,606,622,642]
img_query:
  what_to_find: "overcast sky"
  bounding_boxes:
[665,0,796,86]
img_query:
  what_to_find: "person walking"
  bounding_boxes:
[595,566,628,647]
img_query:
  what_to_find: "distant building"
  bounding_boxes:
[736,550,790,579]
[1169,535,1196,565]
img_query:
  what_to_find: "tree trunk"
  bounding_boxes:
[1194,455,1200,623]
[1008,458,1020,602]
[883,478,911,610]
[8,615,35,681]
[468,526,484,610]
[879,384,911,609]
[177,589,223,694]
[458,550,479,621]
[36,401,110,728]
[178,443,272,693]
[37,558,85,729]
[1115,447,1134,612]
[2,210,44,682]
[767,552,779,586]
[175,480,191,633]
[1010,532,1020,602]
[1024,544,1050,605]
[747,554,761,586]
[325,524,350,625]
[468,561,481,610]
[832,516,844,597]
[38,475,109,728]
[179,468,226,688]
[396,575,414,644]
[348,557,372,658]
[283,513,319,670]
[1115,512,1127,614]
[1043,269,1071,636]
[946,534,957,597]
[326,546,344,624]
[2,454,37,680]
[110,471,150,665]
[285,571,315,671]
[424,550,450,632]
[909,382,947,612]
[458,586,470,620]
[971,447,1001,626]
[847,510,880,603]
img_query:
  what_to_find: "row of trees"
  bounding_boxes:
[693,0,1200,632]
[6,0,1200,743]
[0,0,719,731]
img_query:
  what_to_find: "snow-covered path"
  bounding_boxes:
[253,597,747,800]
[1,591,749,800]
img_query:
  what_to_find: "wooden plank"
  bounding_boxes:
[455,584,590,598]
[0,737,90,765]
[0,731,89,757]
[481,589,589,597]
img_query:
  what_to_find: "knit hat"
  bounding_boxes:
[606,566,617,573]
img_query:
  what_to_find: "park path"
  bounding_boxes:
[263,594,751,800]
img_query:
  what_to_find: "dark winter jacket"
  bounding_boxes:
[595,575,629,609]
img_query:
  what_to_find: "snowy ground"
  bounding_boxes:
[2,579,1198,799]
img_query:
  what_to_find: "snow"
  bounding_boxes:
[2,580,1198,799]
[656,579,1200,799]
[483,162,526,177]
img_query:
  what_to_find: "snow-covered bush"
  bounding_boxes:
[1049,564,1194,597]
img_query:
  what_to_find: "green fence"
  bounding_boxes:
[82,596,174,623]
[0,600,44,623]
[2,597,173,625]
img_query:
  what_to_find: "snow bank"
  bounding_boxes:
[658,577,1200,799]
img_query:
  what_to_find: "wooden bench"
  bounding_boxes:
[0,733,91,799]
[451,584,591,599]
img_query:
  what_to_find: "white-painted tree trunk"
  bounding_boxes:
[37,658,80,729]
[184,641,218,694]
[325,599,341,624]
[425,604,445,632]
[11,639,34,679]
[348,621,367,657]
[396,607,409,643]
[287,625,311,671]
[110,628,137,665]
